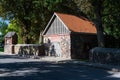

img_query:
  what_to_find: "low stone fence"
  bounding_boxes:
[89,47,120,66]
[4,44,45,56]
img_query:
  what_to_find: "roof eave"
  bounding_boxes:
[71,31,97,35]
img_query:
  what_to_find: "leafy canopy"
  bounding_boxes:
[0,0,63,43]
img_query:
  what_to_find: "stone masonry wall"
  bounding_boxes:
[60,35,70,58]
[90,47,120,66]
[4,45,14,54]
[44,35,70,58]
[4,44,45,56]
[14,44,45,56]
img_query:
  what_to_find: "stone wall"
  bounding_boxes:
[4,44,45,56]
[90,47,120,66]
[44,34,70,58]
[60,35,70,58]
[14,44,45,56]
[4,45,14,54]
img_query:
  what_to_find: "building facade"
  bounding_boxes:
[4,32,18,54]
[43,12,97,59]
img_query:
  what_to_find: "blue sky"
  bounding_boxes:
[0,17,9,35]
[0,17,9,24]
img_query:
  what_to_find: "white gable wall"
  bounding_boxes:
[43,14,71,58]
[45,17,70,35]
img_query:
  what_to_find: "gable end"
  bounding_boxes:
[43,14,70,35]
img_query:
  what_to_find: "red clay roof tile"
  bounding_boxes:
[56,13,97,34]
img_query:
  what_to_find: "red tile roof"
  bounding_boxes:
[56,13,97,34]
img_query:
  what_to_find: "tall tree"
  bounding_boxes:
[0,0,63,43]
[0,0,81,44]
[91,0,104,47]
[74,0,120,47]
[74,0,105,47]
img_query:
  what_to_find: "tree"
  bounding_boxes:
[6,20,22,43]
[103,0,120,39]
[0,0,63,44]
[0,21,8,36]
[0,0,82,44]
[91,0,104,47]
[0,20,8,43]
[74,0,105,47]
[74,0,120,47]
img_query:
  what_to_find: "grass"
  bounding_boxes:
[0,47,4,52]
[77,59,89,62]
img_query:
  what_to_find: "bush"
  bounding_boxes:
[0,47,4,52]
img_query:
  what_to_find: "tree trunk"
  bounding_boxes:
[21,25,31,44]
[20,19,31,44]
[96,22,104,47]
[22,33,30,44]
[94,0,105,47]
[24,36,30,44]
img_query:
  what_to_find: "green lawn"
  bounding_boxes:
[0,47,4,52]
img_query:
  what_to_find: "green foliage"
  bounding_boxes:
[0,0,79,44]
[74,0,105,47]
[102,0,120,39]
[75,0,120,38]
[0,21,8,36]
[6,20,22,43]
[0,21,8,43]
[74,0,120,47]
[1,0,119,47]
[74,0,94,18]
[0,0,63,43]
[0,47,4,52]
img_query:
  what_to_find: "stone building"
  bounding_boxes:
[42,12,97,59]
[4,32,44,56]
[4,32,18,45]
[4,32,18,54]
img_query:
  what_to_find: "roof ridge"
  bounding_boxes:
[55,12,92,22]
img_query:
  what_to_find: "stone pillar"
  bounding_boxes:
[4,45,14,54]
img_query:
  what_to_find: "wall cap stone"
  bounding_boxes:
[15,44,42,46]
